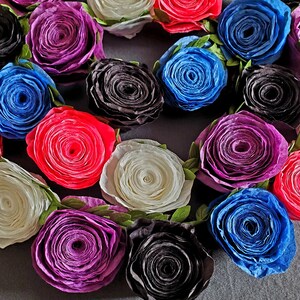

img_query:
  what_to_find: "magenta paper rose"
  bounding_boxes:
[195,111,288,192]
[287,6,300,78]
[31,209,126,293]
[26,1,105,80]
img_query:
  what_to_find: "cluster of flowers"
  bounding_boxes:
[1,0,300,299]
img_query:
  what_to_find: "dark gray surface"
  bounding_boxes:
[1,2,300,300]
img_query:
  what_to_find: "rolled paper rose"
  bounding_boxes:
[100,139,194,212]
[62,195,128,213]
[26,1,105,79]
[0,60,64,139]
[272,150,300,220]
[126,219,214,299]
[32,209,126,293]
[195,111,288,192]
[155,36,228,111]
[153,0,222,34]
[87,0,154,39]
[87,59,164,130]
[0,5,23,67]
[287,6,300,79]
[238,65,300,127]
[26,107,116,189]
[218,0,291,64]
[0,157,59,249]
[210,188,296,278]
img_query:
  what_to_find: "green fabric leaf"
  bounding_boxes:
[226,58,240,67]
[153,60,160,73]
[60,198,86,209]
[189,142,200,159]
[19,17,30,35]
[39,204,58,225]
[81,2,96,18]
[256,180,270,190]
[210,34,223,45]
[183,168,196,180]
[19,44,32,60]
[147,212,169,220]
[158,144,167,150]
[182,158,199,170]
[196,204,209,222]
[170,205,191,222]
[128,210,147,220]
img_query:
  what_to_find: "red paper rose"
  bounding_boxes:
[26,107,116,189]
[153,0,222,33]
[272,150,300,220]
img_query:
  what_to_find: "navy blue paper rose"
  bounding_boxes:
[218,0,291,64]
[0,60,64,139]
[155,36,228,111]
[210,188,296,278]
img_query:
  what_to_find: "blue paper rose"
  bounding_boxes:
[0,60,64,139]
[210,188,296,278]
[155,36,228,111]
[218,0,291,64]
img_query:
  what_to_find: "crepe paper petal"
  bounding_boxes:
[286,6,300,79]
[0,60,64,140]
[0,5,23,67]
[153,0,222,34]
[31,209,126,293]
[272,150,300,220]
[26,1,105,80]
[218,0,291,65]
[62,195,128,213]
[87,0,154,39]
[0,157,59,249]
[87,59,164,130]
[126,219,214,300]
[195,111,289,192]
[210,188,296,278]
[155,35,228,111]
[26,107,116,190]
[238,64,300,127]
[100,139,194,213]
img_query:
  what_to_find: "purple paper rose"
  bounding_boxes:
[287,6,300,79]
[26,1,105,80]
[195,111,288,192]
[31,209,126,293]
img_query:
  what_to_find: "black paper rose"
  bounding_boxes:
[87,59,164,130]
[0,5,23,68]
[126,219,214,300]
[238,65,300,127]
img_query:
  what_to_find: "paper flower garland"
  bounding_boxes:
[153,0,222,33]
[87,59,164,130]
[0,158,59,249]
[210,188,296,278]
[0,60,64,139]
[238,64,300,127]
[31,209,126,293]
[126,219,214,299]
[0,5,23,68]
[26,1,105,79]
[286,6,300,79]
[87,0,154,39]
[155,35,228,111]
[195,111,288,192]
[26,107,116,189]
[100,139,194,212]
[218,0,291,64]
[272,150,300,220]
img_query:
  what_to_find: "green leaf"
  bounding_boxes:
[130,61,140,66]
[183,168,196,180]
[210,117,219,129]
[170,206,191,222]
[189,142,200,159]
[210,34,223,45]
[39,204,58,225]
[226,58,240,67]
[61,198,86,209]
[115,128,121,142]
[19,17,30,35]
[227,188,240,198]
[182,158,199,170]
[244,60,252,69]
[202,19,216,33]
[158,144,167,150]
[86,205,111,213]
[81,2,96,18]
[256,180,269,190]
[19,44,32,60]
[172,44,182,56]
[207,44,226,61]
[293,133,300,151]
[110,213,132,224]
[235,101,245,113]
[153,60,160,73]
[119,220,134,227]
[128,210,147,220]
[18,60,33,69]
[26,3,39,11]
[229,106,236,115]
[147,212,169,221]
[188,35,210,49]
[0,4,17,16]
[288,140,296,153]
[195,204,209,222]
[153,8,171,23]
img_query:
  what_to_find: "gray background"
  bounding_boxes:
[1,1,300,299]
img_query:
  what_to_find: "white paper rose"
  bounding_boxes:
[100,139,194,212]
[87,0,154,38]
[0,158,59,249]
